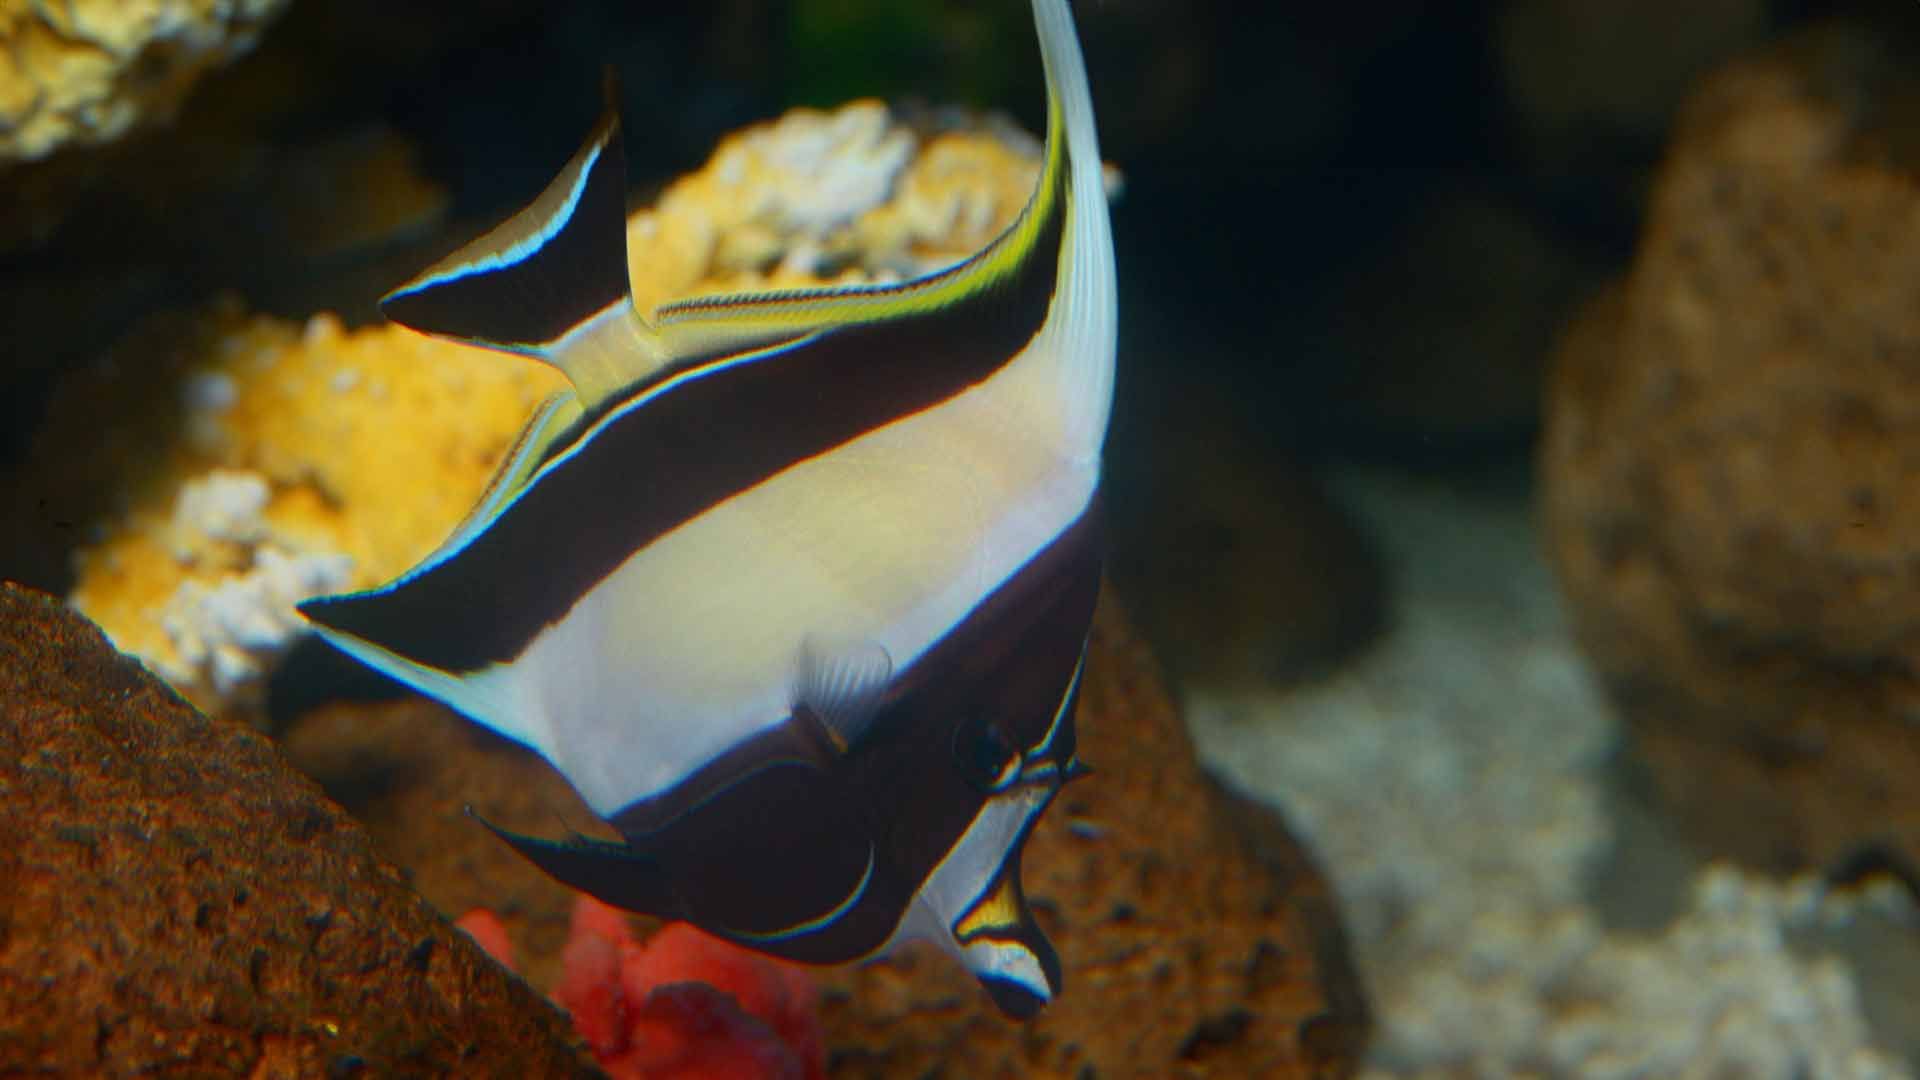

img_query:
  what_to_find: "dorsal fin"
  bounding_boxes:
[380,83,665,409]
[638,0,1114,459]
[1028,0,1117,459]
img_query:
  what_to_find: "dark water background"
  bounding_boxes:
[10,0,1909,511]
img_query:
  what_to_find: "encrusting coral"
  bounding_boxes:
[60,309,562,716]
[0,0,291,164]
[49,101,1066,719]
[620,100,1069,306]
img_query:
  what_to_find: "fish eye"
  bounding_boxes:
[953,713,1020,793]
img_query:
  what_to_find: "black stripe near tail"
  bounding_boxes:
[380,94,632,353]
[470,809,684,920]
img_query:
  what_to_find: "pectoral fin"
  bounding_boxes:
[792,636,895,753]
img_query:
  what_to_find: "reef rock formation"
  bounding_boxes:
[0,582,593,1075]
[1540,25,1920,878]
[279,596,1369,1079]
[0,0,289,164]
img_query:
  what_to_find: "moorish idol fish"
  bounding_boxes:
[298,0,1114,1020]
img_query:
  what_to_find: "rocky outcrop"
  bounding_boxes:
[0,582,594,1076]
[1540,25,1920,878]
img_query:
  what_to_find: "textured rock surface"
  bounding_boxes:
[279,596,1369,1079]
[0,0,290,163]
[0,582,593,1075]
[279,692,596,996]
[1540,26,1920,877]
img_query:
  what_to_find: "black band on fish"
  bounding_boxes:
[471,810,684,918]
[381,107,631,355]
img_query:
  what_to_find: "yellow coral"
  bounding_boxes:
[66,311,563,713]
[623,101,1043,309]
[0,0,290,163]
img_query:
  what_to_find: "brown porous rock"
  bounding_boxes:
[1540,25,1920,879]
[0,582,594,1076]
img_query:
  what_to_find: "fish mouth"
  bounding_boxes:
[1013,752,1091,791]
[979,967,1057,1021]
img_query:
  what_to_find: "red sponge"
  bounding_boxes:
[550,896,827,1080]
[453,908,515,972]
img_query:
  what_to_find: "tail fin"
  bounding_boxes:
[381,81,660,408]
